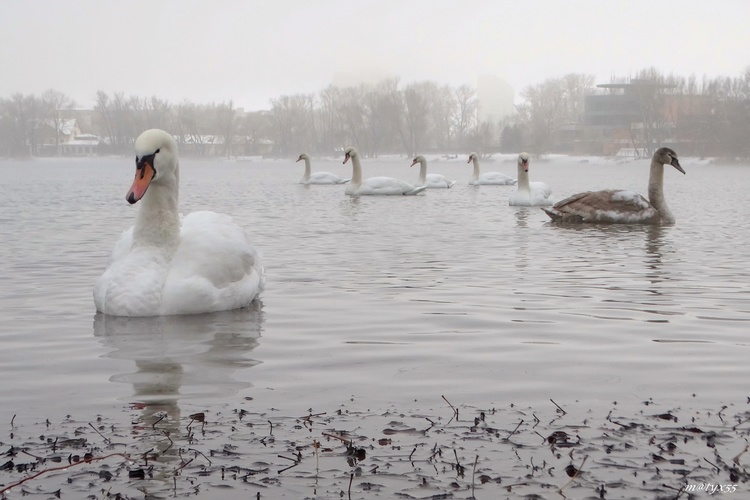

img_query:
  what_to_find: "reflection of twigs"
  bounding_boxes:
[89,422,111,444]
[0,453,131,495]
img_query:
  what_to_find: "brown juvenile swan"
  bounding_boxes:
[542,147,685,224]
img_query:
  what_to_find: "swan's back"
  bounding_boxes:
[543,189,658,224]
[425,173,456,188]
[347,176,426,196]
[307,172,350,184]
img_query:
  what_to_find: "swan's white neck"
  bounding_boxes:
[647,159,673,223]
[471,157,481,182]
[417,158,427,184]
[517,163,530,193]
[133,170,180,250]
[349,155,363,187]
[301,157,312,182]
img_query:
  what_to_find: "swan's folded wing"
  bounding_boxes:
[162,211,263,313]
[552,190,657,223]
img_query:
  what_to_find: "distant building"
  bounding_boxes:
[60,134,100,156]
[570,79,689,156]
[477,75,514,124]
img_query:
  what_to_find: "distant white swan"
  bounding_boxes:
[411,155,455,188]
[509,152,553,206]
[343,147,427,196]
[542,147,685,224]
[94,129,264,316]
[297,153,350,184]
[467,153,516,185]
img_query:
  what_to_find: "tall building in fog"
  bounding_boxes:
[477,75,514,123]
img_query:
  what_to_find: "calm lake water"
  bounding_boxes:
[1,153,749,424]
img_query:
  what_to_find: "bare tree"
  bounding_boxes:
[453,85,477,150]
[42,89,75,155]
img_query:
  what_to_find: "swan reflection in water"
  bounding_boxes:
[92,303,264,458]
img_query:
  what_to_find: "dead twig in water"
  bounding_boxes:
[550,399,567,415]
[733,443,749,465]
[470,454,479,499]
[277,454,300,474]
[89,422,111,444]
[151,413,166,430]
[348,472,354,500]
[10,414,16,428]
[557,454,589,496]
[507,419,524,440]
[0,452,131,495]
[703,457,721,472]
[442,395,459,418]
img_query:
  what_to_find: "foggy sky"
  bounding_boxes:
[2,0,748,111]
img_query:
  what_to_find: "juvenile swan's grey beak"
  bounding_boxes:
[671,157,686,174]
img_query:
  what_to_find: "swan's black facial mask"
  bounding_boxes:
[127,149,159,204]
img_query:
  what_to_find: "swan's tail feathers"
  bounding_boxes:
[510,179,518,185]
[339,178,352,184]
[406,185,428,195]
[448,180,456,188]
[541,207,584,223]
[541,207,562,221]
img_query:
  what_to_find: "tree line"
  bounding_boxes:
[1,66,748,158]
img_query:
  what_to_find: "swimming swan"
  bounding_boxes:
[94,129,264,316]
[509,152,553,206]
[467,153,517,185]
[411,155,456,188]
[297,153,350,184]
[343,147,427,196]
[542,147,685,224]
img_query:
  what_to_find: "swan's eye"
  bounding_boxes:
[155,148,160,154]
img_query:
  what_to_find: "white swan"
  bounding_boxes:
[94,129,264,317]
[509,152,553,206]
[343,147,427,196]
[410,155,456,188]
[297,153,350,184]
[542,147,685,224]
[467,153,517,185]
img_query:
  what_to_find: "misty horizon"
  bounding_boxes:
[2,1,749,111]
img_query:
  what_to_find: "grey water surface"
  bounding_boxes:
[1,155,748,422]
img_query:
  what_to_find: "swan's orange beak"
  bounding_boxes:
[410,159,418,167]
[296,156,303,162]
[522,159,528,172]
[343,153,350,164]
[126,159,155,204]
[467,157,472,163]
